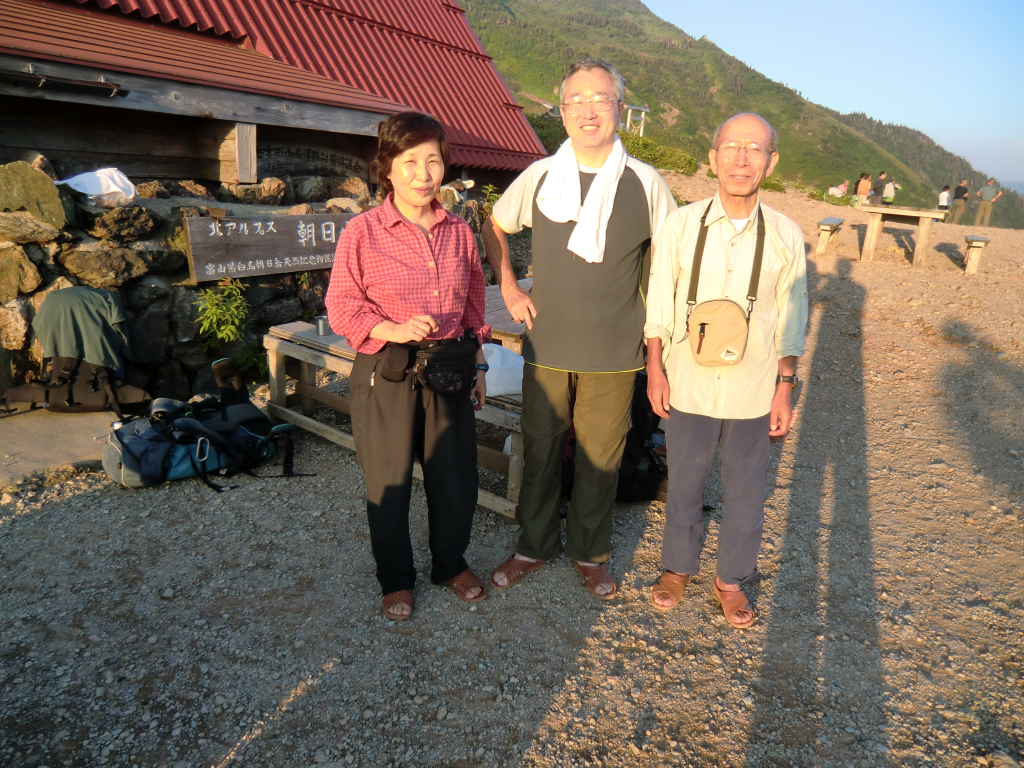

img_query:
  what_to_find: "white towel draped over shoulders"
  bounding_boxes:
[535,137,627,264]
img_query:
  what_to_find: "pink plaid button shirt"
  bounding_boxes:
[325,195,491,355]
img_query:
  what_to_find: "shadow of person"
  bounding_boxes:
[939,321,1024,496]
[933,242,966,270]
[744,257,889,767]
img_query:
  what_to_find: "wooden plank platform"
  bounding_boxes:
[263,324,523,519]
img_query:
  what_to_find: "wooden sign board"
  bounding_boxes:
[185,213,356,282]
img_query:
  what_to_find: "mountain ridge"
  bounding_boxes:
[463,0,1023,229]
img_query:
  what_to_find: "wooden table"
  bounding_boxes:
[263,322,524,520]
[485,278,530,353]
[859,205,947,268]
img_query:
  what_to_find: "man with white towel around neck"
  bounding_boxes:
[481,58,675,599]
[644,113,808,628]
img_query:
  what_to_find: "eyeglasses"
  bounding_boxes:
[561,95,618,115]
[715,142,774,161]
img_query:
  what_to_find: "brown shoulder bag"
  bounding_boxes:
[684,201,765,367]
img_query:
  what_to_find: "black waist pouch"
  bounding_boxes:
[412,335,478,396]
[379,343,414,383]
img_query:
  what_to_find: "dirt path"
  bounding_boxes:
[1,177,1022,768]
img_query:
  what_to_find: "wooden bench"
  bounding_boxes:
[263,321,524,520]
[964,235,990,276]
[859,205,947,268]
[815,217,845,254]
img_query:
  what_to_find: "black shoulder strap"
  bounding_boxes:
[95,367,125,422]
[685,201,715,311]
[746,209,767,314]
[686,202,767,317]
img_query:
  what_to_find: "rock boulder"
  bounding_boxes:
[171,286,201,343]
[254,297,302,325]
[132,241,185,274]
[150,359,189,401]
[61,242,148,288]
[0,161,66,229]
[170,180,214,200]
[83,205,161,243]
[129,299,171,364]
[126,275,172,310]
[324,197,362,214]
[329,176,371,204]
[294,176,330,203]
[136,181,170,199]
[216,177,286,206]
[0,211,60,243]
[0,241,43,303]
[0,297,32,350]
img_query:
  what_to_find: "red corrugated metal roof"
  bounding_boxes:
[0,0,406,115]
[72,0,547,170]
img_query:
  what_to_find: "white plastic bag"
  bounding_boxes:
[58,168,136,208]
[482,343,523,397]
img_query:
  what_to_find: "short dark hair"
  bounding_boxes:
[372,111,450,195]
[879,171,886,176]
[943,185,950,191]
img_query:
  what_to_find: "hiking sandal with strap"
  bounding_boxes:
[382,589,414,621]
[650,571,689,611]
[712,581,756,629]
[574,561,617,601]
[489,555,545,591]
[444,568,486,604]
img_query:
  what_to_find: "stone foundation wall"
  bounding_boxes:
[0,158,490,400]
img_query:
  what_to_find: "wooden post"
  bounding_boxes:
[861,213,883,262]
[815,229,832,255]
[912,215,934,269]
[298,361,318,417]
[268,348,287,407]
[235,122,257,184]
[507,431,525,504]
[964,236,990,275]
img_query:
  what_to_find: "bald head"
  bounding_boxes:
[712,112,779,152]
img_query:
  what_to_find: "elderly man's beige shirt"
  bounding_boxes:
[644,194,808,420]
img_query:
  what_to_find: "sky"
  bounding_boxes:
[645,0,1024,182]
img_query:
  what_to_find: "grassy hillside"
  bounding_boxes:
[463,0,1022,228]
[828,112,1024,229]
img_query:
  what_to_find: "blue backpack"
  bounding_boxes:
[103,396,295,490]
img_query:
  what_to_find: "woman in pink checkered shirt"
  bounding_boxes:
[326,112,492,621]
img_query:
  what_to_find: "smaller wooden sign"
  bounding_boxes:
[185,213,357,282]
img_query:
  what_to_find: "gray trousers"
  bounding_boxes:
[662,409,770,585]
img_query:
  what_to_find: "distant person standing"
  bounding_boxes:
[869,171,887,204]
[975,178,1003,227]
[855,173,871,207]
[950,179,969,224]
[882,178,900,204]
[938,185,951,221]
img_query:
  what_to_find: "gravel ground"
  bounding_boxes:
[2,176,1023,768]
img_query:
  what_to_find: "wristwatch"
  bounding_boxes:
[776,374,799,389]
[475,362,489,372]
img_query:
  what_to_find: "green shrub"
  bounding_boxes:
[808,189,825,201]
[235,340,269,378]
[759,176,786,193]
[618,133,697,175]
[194,278,250,350]
[673,193,688,207]
[526,113,568,154]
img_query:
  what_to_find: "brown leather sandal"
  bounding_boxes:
[712,580,756,629]
[650,571,689,611]
[489,555,545,591]
[444,568,486,603]
[382,589,414,621]
[574,561,617,600]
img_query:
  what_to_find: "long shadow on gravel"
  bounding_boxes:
[0,439,643,768]
[743,258,889,768]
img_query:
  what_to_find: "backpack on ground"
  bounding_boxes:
[102,359,296,490]
[3,356,151,420]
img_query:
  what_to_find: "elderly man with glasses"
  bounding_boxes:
[644,112,808,628]
[481,57,675,599]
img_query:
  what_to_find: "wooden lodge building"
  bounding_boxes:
[0,0,546,186]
